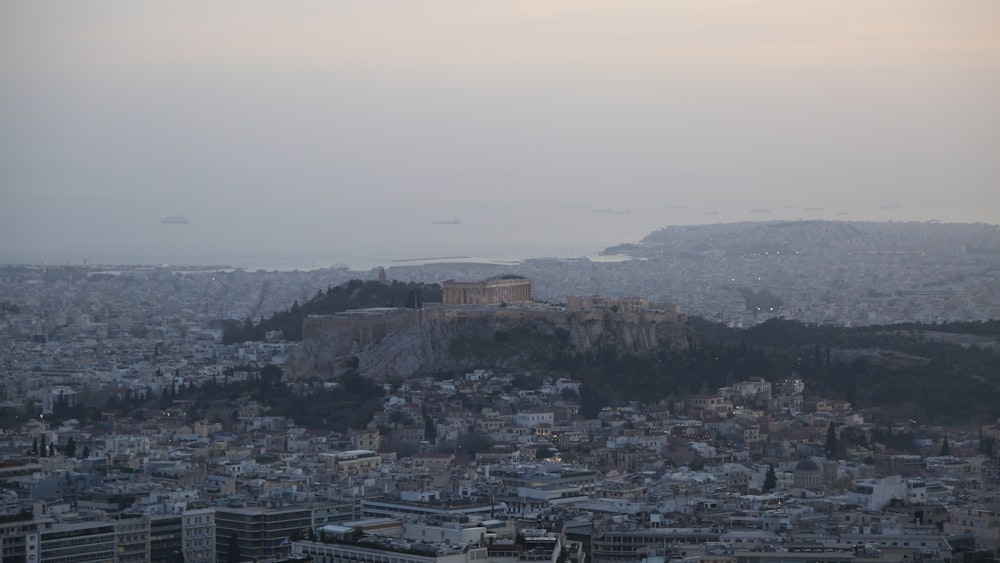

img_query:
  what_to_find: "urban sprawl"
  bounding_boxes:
[0,260,998,563]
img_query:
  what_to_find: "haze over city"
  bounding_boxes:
[6,5,1000,561]
[2,1,999,269]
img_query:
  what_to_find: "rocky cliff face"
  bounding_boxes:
[285,309,688,381]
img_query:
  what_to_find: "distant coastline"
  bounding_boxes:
[6,219,995,274]
[392,255,470,263]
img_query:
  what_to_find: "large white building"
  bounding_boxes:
[848,475,927,510]
[182,507,215,563]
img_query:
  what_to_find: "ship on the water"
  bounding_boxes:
[161,216,190,224]
[431,219,460,225]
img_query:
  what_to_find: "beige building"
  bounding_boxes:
[321,450,382,476]
[442,277,531,305]
[351,428,381,451]
[944,507,1000,550]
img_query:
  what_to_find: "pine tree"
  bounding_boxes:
[82,445,91,459]
[825,423,838,460]
[65,436,76,458]
[763,465,777,493]
[939,436,951,456]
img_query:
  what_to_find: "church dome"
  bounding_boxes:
[795,459,821,472]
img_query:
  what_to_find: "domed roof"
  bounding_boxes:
[794,459,821,472]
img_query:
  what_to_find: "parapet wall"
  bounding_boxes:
[303,308,431,345]
[566,295,682,317]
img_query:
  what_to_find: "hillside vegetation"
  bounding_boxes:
[223,278,1000,427]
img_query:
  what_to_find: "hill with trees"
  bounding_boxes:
[568,317,1000,423]
[210,276,998,428]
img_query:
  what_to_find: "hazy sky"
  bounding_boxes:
[2,1,999,268]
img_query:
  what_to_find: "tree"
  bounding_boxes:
[535,447,556,460]
[939,436,951,456]
[825,423,838,460]
[82,445,91,459]
[65,436,76,458]
[457,433,495,455]
[422,408,437,443]
[39,435,47,458]
[763,465,777,493]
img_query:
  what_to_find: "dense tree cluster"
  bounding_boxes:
[431,314,999,424]
[185,365,385,431]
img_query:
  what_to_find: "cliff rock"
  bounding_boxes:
[286,309,687,381]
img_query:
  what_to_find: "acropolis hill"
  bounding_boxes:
[290,283,688,381]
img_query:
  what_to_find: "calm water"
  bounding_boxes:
[4,200,937,271]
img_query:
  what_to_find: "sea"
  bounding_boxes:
[4,201,939,272]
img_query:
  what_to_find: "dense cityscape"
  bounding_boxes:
[5,0,999,560]
[0,221,998,563]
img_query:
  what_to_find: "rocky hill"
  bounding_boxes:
[285,307,689,381]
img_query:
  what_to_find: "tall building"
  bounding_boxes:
[182,508,215,563]
[115,514,151,563]
[150,514,183,563]
[215,505,312,562]
[0,512,37,563]
[39,519,117,563]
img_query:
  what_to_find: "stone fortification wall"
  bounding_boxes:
[566,295,683,318]
[303,304,685,348]
[303,308,431,345]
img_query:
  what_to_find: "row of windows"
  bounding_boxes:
[594,534,713,545]
[299,545,436,563]
[43,529,114,541]
[42,551,116,563]
[736,558,851,563]
[215,512,311,523]
[43,534,116,549]
[1,525,37,535]
[185,538,213,547]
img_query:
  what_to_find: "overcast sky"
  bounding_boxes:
[2,1,999,267]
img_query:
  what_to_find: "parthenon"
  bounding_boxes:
[442,276,532,305]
